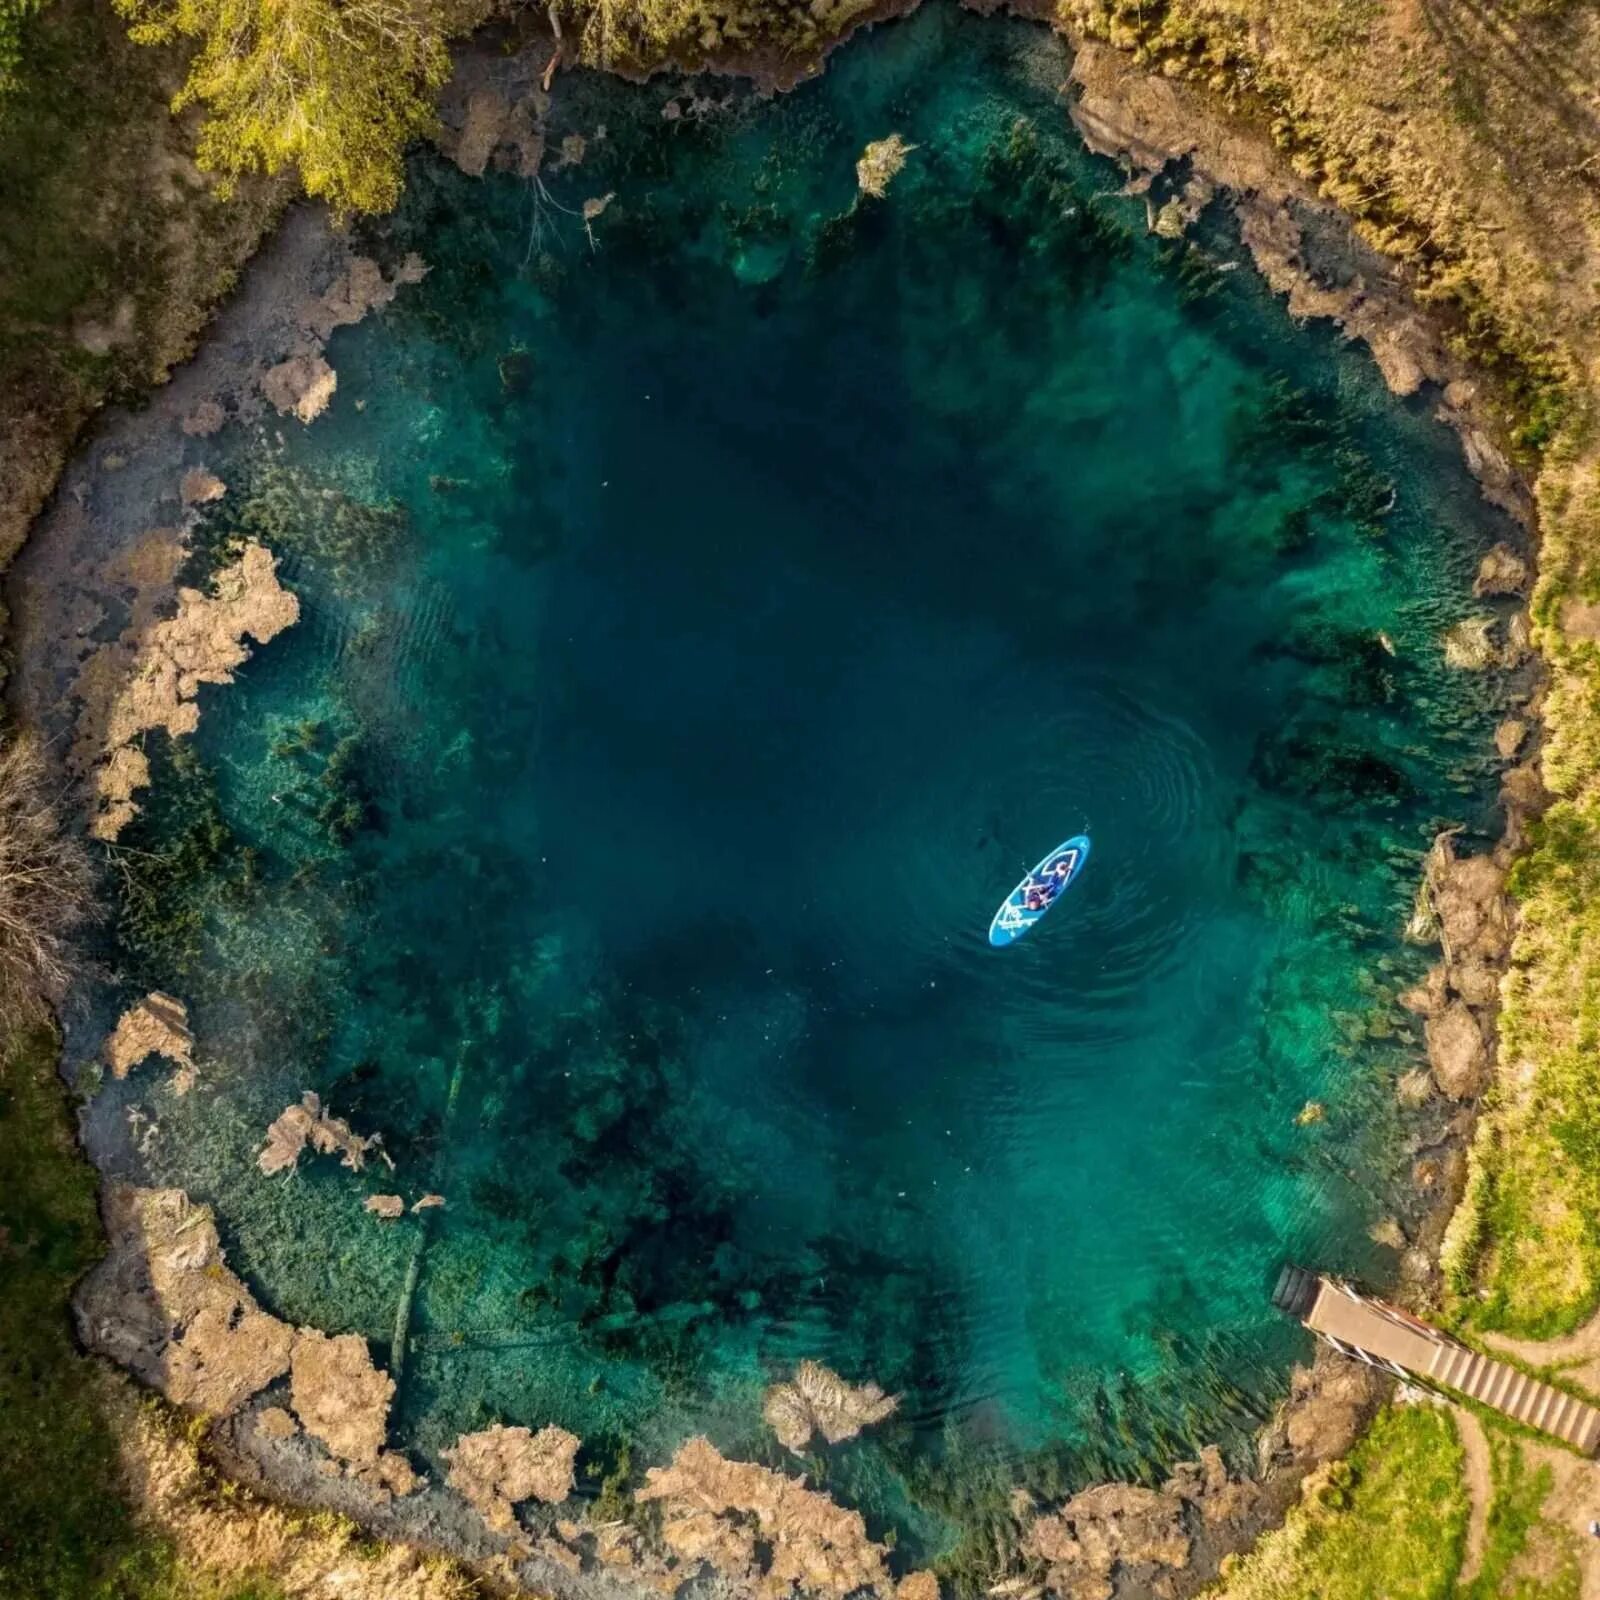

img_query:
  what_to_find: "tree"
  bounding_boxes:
[0,0,48,95]
[113,0,465,213]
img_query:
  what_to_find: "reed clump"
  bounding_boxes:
[0,731,90,1029]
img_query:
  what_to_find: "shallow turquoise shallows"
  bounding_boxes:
[117,3,1512,1552]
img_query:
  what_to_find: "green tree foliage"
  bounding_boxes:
[0,0,48,94]
[111,0,461,213]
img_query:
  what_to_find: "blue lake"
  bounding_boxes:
[120,3,1510,1550]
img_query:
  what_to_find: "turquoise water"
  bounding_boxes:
[114,5,1511,1548]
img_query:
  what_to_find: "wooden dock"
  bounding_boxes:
[1273,1265,1600,1453]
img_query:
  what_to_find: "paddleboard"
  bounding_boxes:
[988,835,1090,947]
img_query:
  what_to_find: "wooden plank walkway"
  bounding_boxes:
[1273,1266,1600,1454]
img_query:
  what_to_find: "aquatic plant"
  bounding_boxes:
[112,741,245,980]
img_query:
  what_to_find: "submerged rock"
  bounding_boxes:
[638,1435,891,1599]
[82,541,299,839]
[179,466,227,506]
[857,134,914,198]
[762,1359,899,1453]
[442,1423,581,1534]
[258,1091,376,1175]
[104,992,196,1094]
[1472,542,1529,597]
[1442,615,1497,670]
[261,353,338,423]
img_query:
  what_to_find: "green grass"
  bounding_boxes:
[1463,1424,1581,1600]
[1208,1404,1468,1600]
[0,1025,283,1600]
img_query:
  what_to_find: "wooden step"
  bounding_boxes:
[1531,1384,1559,1432]
[1573,1404,1600,1455]
[1501,1372,1527,1418]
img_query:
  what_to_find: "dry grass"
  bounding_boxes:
[0,732,91,1028]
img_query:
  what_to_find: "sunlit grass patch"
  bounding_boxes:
[1206,1403,1467,1600]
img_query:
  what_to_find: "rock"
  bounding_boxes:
[1293,1100,1326,1127]
[180,399,227,437]
[295,254,427,342]
[84,542,299,840]
[1494,718,1529,760]
[289,1329,393,1467]
[1399,1246,1432,1283]
[453,89,510,177]
[179,467,226,506]
[372,1450,423,1497]
[75,1186,293,1416]
[1472,543,1529,597]
[1501,611,1533,667]
[1442,615,1497,670]
[1368,1217,1407,1250]
[661,1510,758,1577]
[639,1436,891,1599]
[1024,1483,1189,1598]
[261,354,337,423]
[1397,964,1448,1017]
[1426,1001,1489,1099]
[258,1091,375,1175]
[412,1193,446,1212]
[536,1536,582,1573]
[256,1405,298,1440]
[1396,1068,1433,1107]
[364,1194,405,1219]
[594,1523,641,1568]
[1426,835,1511,964]
[856,134,914,198]
[1502,762,1549,817]
[1448,958,1500,1007]
[443,1423,581,1535]
[104,992,196,1094]
[898,1573,940,1600]
[762,1359,899,1452]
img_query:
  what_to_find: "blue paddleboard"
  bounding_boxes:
[988,835,1090,948]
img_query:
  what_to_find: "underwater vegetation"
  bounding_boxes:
[89,6,1521,1567]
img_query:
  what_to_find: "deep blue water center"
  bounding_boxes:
[129,3,1510,1543]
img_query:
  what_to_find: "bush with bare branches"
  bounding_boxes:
[0,732,91,1028]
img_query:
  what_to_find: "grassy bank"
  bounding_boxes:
[1208,1402,1583,1600]
[0,1026,281,1599]
[0,0,282,568]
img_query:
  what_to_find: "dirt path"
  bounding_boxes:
[1454,1403,1494,1586]
[1483,1311,1600,1395]
[1525,1441,1600,1599]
